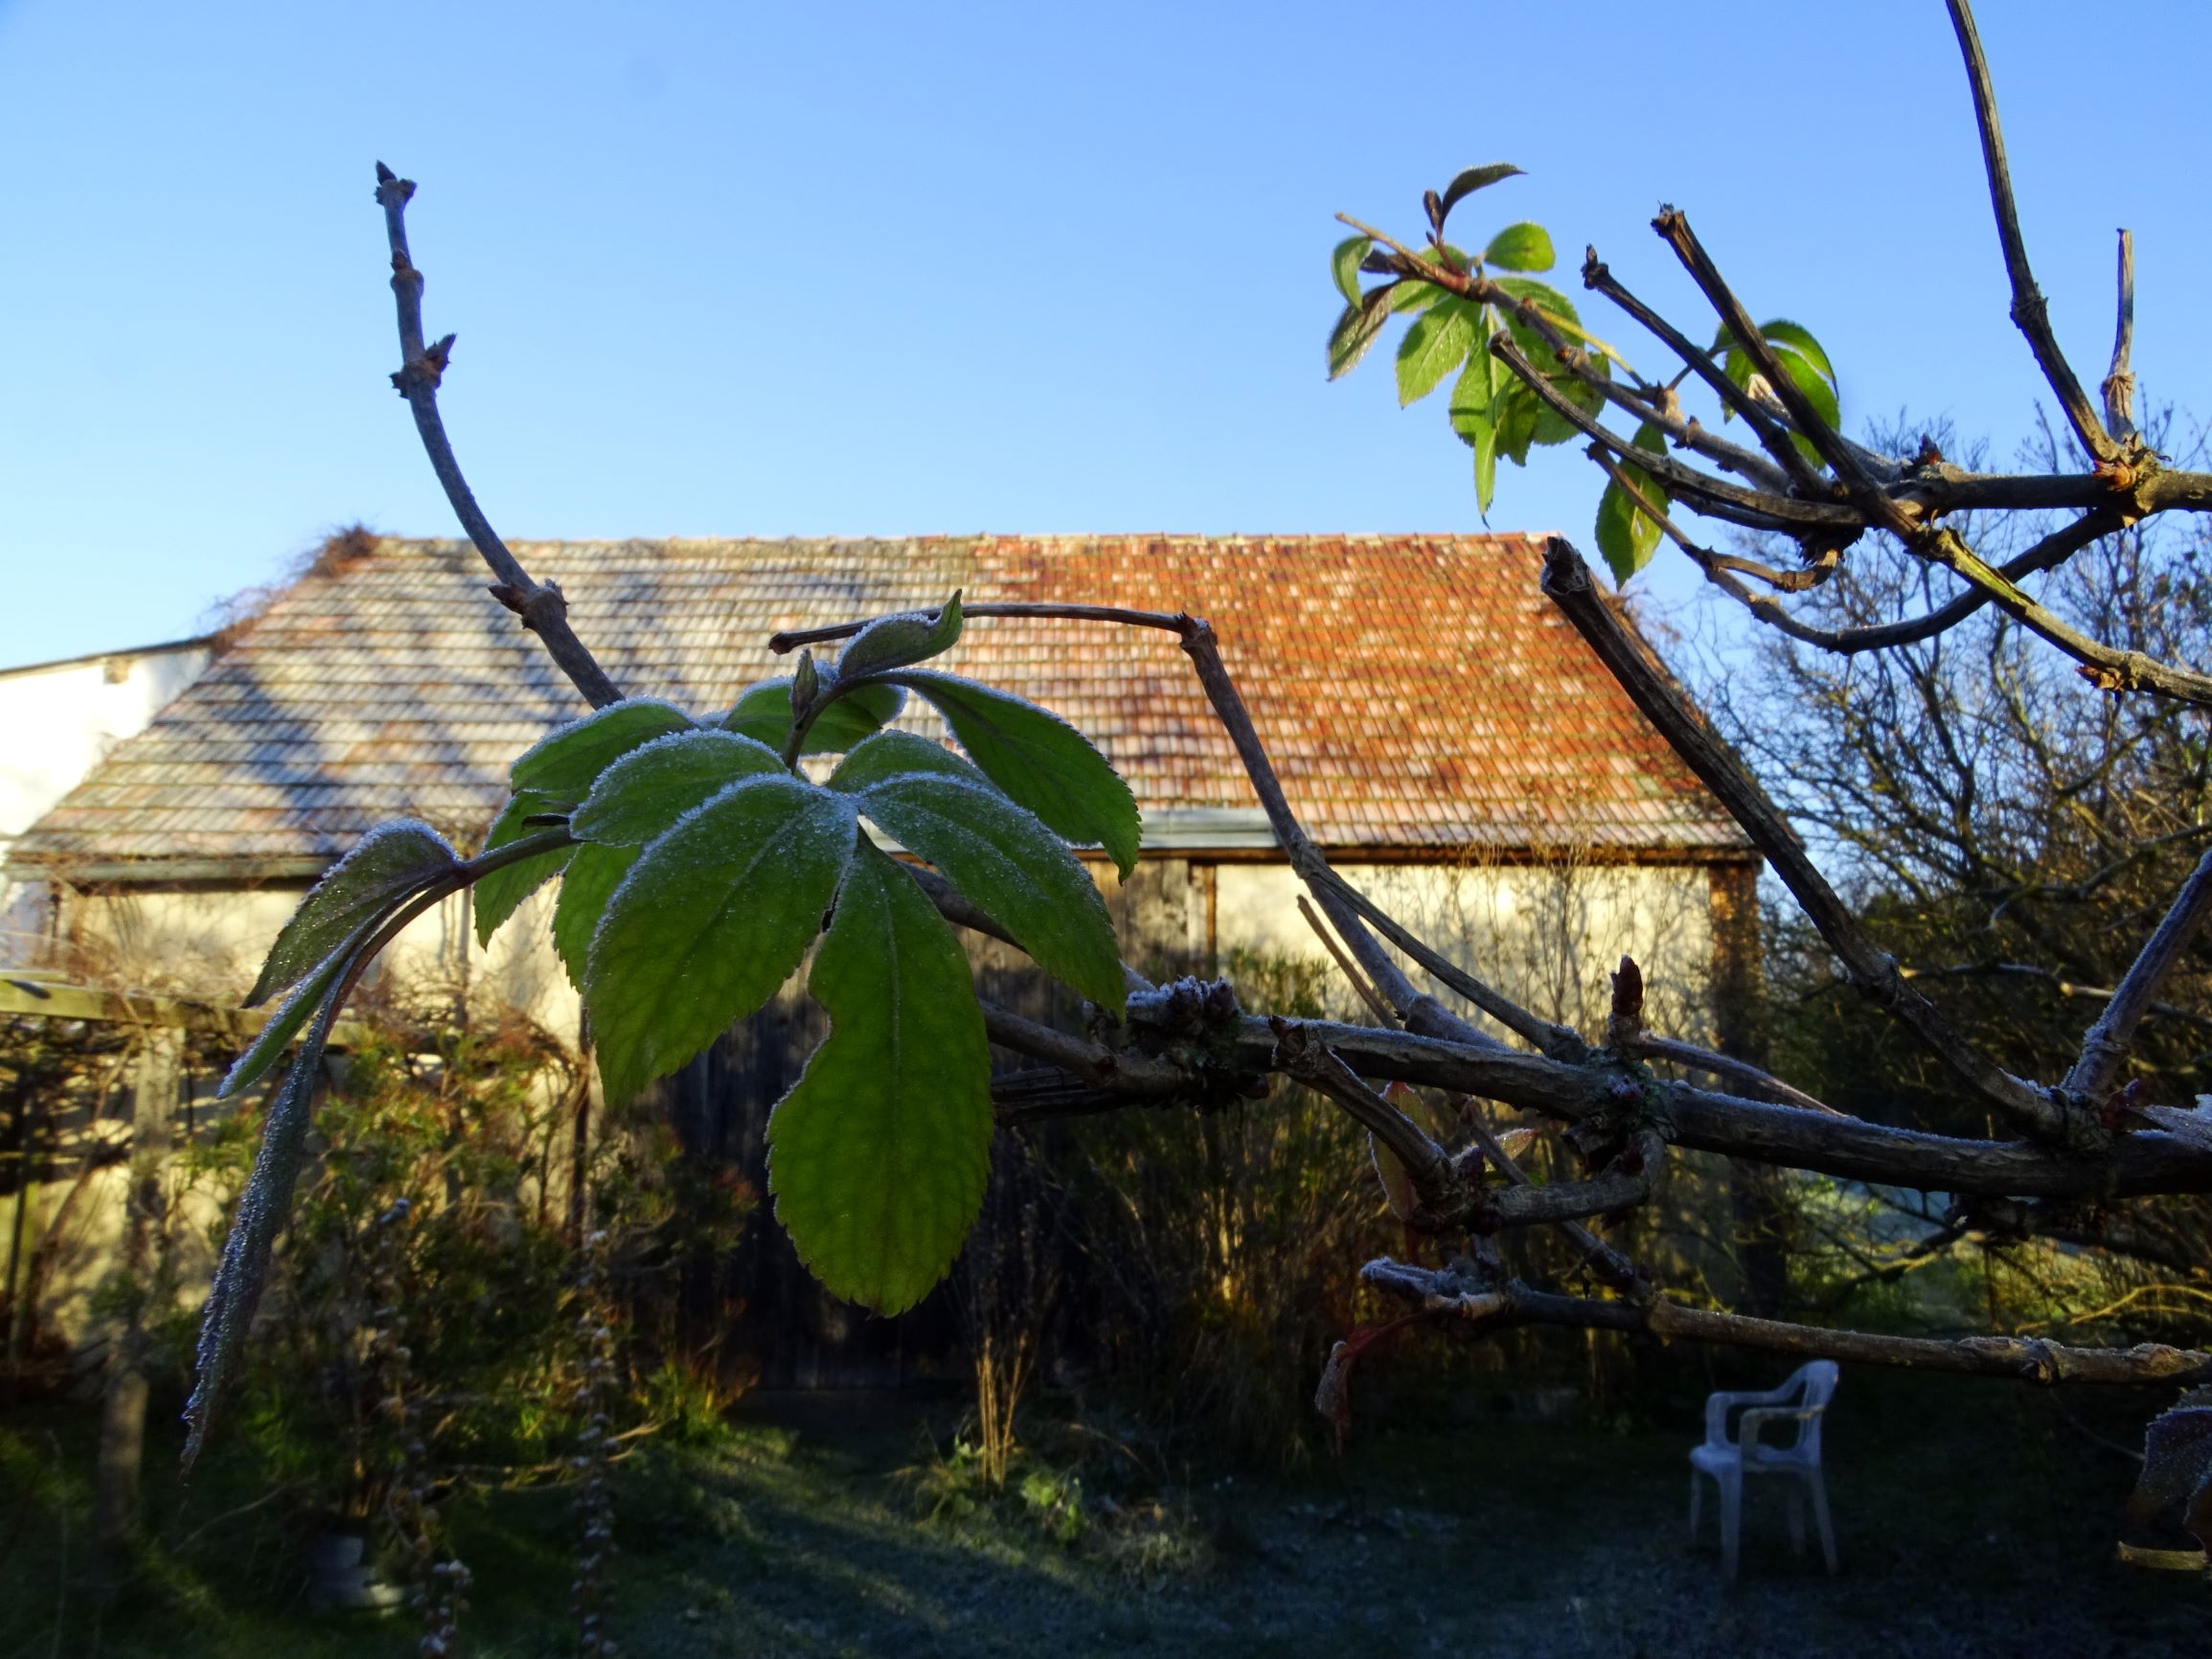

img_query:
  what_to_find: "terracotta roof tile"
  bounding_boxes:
[13,535,1746,867]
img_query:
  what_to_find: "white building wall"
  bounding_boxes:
[0,640,214,964]
[1217,858,1720,1045]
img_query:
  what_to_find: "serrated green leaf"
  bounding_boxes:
[552,842,639,991]
[511,697,696,799]
[767,842,992,1314]
[220,919,373,1099]
[1437,162,1524,223]
[246,820,456,1007]
[1483,221,1554,273]
[1396,297,1478,408]
[1327,286,1397,380]
[1494,383,1539,467]
[837,592,965,680]
[1772,348,1841,463]
[1529,371,1604,449]
[853,773,1125,1013]
[1388,280,1449,314]
[570,729,785,846]
[721,676,906,755]
[1494,277,1580,325]
[886,672,1141,879]
[1757,319,1835,386]
[187,976,352,1466]
[827,728,993,794]
[585,776,858,1104]
[1472,419,1498,515]
[1332,236,1371,307]
[1594,420,1671,584]
[473,792,575,947]
[1448,352,1497,447]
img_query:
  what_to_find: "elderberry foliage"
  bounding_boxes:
[1326,163,1836,584]
[188,594,1140,1458]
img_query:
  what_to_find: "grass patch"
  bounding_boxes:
[4,1369,2205,1657]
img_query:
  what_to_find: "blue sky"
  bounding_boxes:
[4,0,2207,666]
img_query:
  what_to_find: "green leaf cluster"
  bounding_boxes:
[208,595,1148,1442]
[1323,166,1597,517]
[1327,176,1841,587]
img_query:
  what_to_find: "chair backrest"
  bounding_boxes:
[1783,1360,1839,1460]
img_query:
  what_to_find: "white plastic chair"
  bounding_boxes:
[1688,1359,1839,1582]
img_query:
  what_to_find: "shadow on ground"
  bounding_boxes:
[4,1368,2204,1657]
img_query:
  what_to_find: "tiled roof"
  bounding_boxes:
[12,535,1749,868]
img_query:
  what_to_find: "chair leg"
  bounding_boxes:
[1809,1471,1838,1575]
[1719,1471,1742,1584]
[1689,1469,1703,1543]
[1786,1486,1806,1555]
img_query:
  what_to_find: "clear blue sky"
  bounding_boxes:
[5,0,2208,666]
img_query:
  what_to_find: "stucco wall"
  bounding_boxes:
[0,639,214,964]
[1217,857,1721,1044]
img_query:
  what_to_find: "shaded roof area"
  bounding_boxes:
[11,534,1749,871]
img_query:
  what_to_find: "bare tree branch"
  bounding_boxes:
[2065,848,2212,1103]
[1651,207,1886,510]
[1944,0,2119,465]
[373,165,622,710]
[1365,1267,2212,1385]
[1538,537,2072,1142]
[1580,247,1822,490]
[1267,1019,1460,1216]
[1628,1034,1841,1118]
[2106,227,2137,440]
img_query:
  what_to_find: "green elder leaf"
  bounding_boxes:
[1396,297,1478,407]
[722,676,907,755]
[1471,417,1499,515]
[1388,280,1449,314]
[220,918,372,1100]
[1448,351,1497,446]
[1483,221,1554,273]
[1756,319,1835,386]
[510,697,696,800]
[473,792,575,947]
[1327,285,1396,380]
[767,842,992,1314]
[853,773,1125,1013]
[1331,236,1371,307]
[570,729,784,846]
[827,727,994,794]
[585,775,858,1105]
[1772,348,1841,464]
[246,820,455,1007]
[885,671,1141,878]
[837,592,964,680]
[1594,420,1671,585]
[1494,382,1540,467]
[187,974,352,1466]
[1437,162,1524,223]
[552,842,639,992]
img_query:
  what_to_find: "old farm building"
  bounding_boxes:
[6,534,1754,1373]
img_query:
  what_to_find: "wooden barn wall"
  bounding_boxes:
[657,857,1213,1390]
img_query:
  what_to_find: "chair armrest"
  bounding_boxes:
[1704,1386,1796,1445]
[1738,1404,1823,1455]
